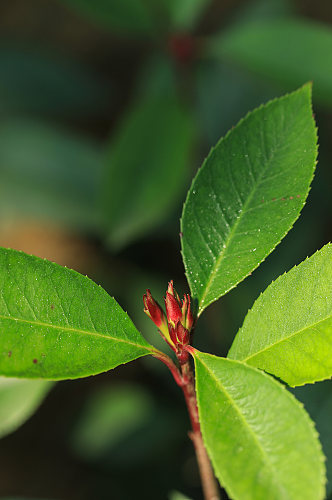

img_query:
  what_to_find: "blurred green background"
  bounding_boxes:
[0,0,331,499]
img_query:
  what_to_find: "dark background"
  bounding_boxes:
[0,1,331,499]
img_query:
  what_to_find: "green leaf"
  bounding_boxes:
[193,350,326,500]
[181,85,317,315]
[163,0,211,30]
[0,377,53,438]
[0,248,154,379]
[61,0,155,37]
[0,118,102,231]
[169,492,192,500]
[228,244,332,386]
[71,383,154,460]
[101,95,194,249]
[214,19,332,107]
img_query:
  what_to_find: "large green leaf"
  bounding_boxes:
[0,118,102,231]
[193,350,325,500]
[0,377,53,438]
[101,95,194,249]
[61,0,155,36]
[0,248,154,379]
[214,19,332,107]
[228,244,332,386]
[181,85,317,315]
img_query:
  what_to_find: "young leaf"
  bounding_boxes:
[181,85,317,315]
[102,95,194,249]
[192,350,325,500]
[0,377,53,438]
[213,19,332,107]
[0,248,155,380]
[228,244,332,387]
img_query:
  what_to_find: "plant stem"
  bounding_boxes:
[153,352,220,500]
[180,360,221,500]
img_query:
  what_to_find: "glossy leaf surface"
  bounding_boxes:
[216,19,332,106]
[181,85,317,315]
[193,350,325,500]
[0,248,154,379]
[102,95,194,249]
[0,377,53,438]
[228,244,332,386]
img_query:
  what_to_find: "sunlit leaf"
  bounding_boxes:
[193,350,326,500]
[228,244,332,386]
[181,85,317,315]
[0,248,154,379]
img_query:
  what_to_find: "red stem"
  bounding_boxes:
[153,351,220,500]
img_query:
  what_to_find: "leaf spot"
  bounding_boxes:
[8,351,12,357]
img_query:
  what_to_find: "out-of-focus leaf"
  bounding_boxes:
[0,248,155,380]
[0,377,53,438]
[71,384,154,460]
[230,0,293,28]
[193,350,326,500]
[0,118,102,231]
[293,381,332,496]
[0,47,110,117]
[181,85,317,315]
[61,0,155,36]
[162,0,211,30]
[169,491,192,500]
[213,19,332,107]
[195,60,277,145]
[228,244,332,386]
[101,95,194,249]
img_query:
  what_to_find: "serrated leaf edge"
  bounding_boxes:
[180,83,318,316]
[193,351,326,500]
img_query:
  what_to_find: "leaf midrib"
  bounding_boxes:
[240,313,332,363]
[197,355,288,497]
[197,131,284,314]
[196,96,313,314]
[0,313,152,351]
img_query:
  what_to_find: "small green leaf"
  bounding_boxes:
[228,244,332,386]
[61,0,155,36]
[0,248,154,379]
[214,19,332,107]
[181,85,317,315]
[0,377,53,438]
[102,95,194,249]
[193,350,326,500]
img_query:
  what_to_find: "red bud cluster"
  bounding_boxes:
[143,281,195,359]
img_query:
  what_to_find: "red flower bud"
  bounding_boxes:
[143,290,166,328]
[176,322,190,345]
[165,292,182,326]
[185,295,194,331]
[167,280,181,303]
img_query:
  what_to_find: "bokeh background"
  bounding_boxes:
[0,0,331,499]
